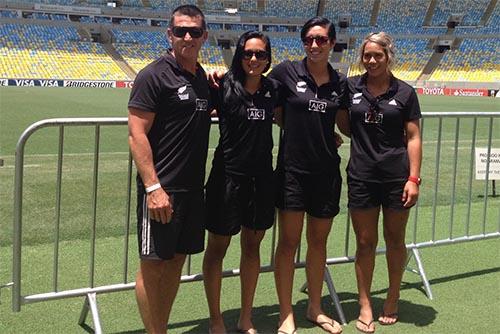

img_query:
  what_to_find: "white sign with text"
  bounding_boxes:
[475,148,500,180]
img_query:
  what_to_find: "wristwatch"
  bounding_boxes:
[408,176,422,186]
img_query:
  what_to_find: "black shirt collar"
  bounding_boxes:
[163,48,202,77]
[297,57,339,86]
[355,72,399,98]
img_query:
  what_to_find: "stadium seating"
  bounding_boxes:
[0,1,497,85]
[120,0,143,8]
[391,39,433,81]
[0,10,18,18]
[431,0,490,26]
[204,0,225,11]
[110,29,227,73]
[239,0,257,13]
[223,24,241,31]
[208,23,223,31]
[51,13,68,21]
[0,23,129,80]
[324,0,374,26]
[343,38,433,81]
[377,0,430,34]
[269,37,304,66]
[429,38,499,82]
[263,0,317,18]
[149,0,196,11]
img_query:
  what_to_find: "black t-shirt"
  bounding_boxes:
[347,73,422,182]
[211,75,280,176]
[128,50,211,191]
[269,58,349,174]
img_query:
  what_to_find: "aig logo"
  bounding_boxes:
[308,100,327,113]
[364,111,383,124]
[195,98,208,112]
[247,108,265,120]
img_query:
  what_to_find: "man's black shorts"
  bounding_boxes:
[275,169,342,219]
[347,177,408,210]
[205,169,275,236]
[137,189,205,260]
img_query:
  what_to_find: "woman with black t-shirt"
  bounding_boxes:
[337,32,422,333]
[269,17,347,334]
[202,31,279,334]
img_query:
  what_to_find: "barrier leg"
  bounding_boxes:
[78,292,103,334]
[0,282,14,304]
[323,266,347,325]
[299,266,347,325]
[405,248,433,300]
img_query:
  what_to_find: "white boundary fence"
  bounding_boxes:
[7,112,500,333]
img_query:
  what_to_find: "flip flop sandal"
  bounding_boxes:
[306,317,343,334]
[356,318,375,333]
[378,312,399,325]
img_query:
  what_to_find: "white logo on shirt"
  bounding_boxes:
[354,93,362,98]
[352,99,361,104]
[331,91,338,97]
[264,91,271,98]
[195,98,208,111]
[308,100,327,113]
[178,85,189,100]
[296,81,307,93]
[247,108,265,120]
[365,110,383,124]
[388,99,397,106]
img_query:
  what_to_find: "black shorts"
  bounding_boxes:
[347,177,408,210]
[137,189,205,260]
[275,169,342,219]
[205,169,275,236]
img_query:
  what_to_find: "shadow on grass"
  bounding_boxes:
[105,266,500,334]
[374,266,500,297]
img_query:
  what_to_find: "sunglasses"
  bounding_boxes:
[302,35,330,47]
[171,26,204,38]
[242,50,268,61]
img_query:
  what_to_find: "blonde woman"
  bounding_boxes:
[337,32,422,333]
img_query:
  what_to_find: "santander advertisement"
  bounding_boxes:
[417,87,490,97]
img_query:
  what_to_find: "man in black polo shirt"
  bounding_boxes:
[128,5,210,333]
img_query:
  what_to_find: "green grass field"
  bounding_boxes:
[0,87,499,333]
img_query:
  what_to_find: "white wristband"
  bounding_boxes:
[145,183,161,194]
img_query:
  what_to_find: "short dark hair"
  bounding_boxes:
[170,5,206,30]
[300,16,336,42]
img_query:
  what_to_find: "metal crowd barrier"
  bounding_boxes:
[10,112,500,332]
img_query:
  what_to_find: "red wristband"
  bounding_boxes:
[408,176,421,185]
